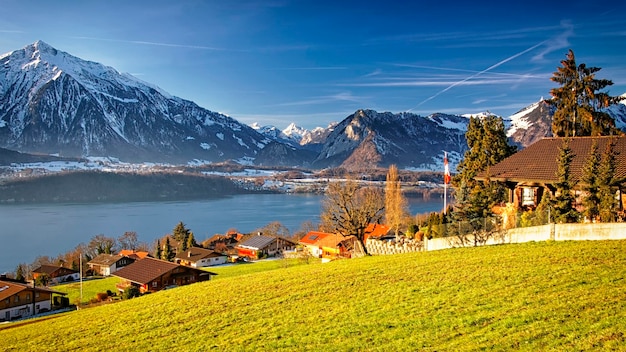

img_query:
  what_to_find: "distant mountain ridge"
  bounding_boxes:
[2,41,626,171]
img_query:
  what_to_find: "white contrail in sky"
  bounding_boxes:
[407,40,547,112]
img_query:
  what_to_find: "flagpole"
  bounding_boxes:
[443,151,449,214]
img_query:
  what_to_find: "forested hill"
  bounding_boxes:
[0,171,253,203]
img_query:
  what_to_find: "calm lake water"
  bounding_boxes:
[0,193,447,273]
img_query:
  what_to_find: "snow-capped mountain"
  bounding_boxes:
[0,41,268,163]
[311,109,468,170]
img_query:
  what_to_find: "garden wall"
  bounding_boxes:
[424,223,626,251]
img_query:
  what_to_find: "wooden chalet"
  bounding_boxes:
[299,231,356,259]
[87,253,136,276]
[477,136,626,210]
[236,235,296,260]
[174,247,228,268]
[113,257,216,294]
[0,279,67,321]
[31,264,80,284]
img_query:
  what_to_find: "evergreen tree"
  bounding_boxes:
[154,239,162,260]
[598,139,618,222]
[186,232,197,249]
[162,237,173,262]
[453,115,516,229]
[15,264,25,282]
[580,140,600,221]
[550,49,623,137]
[552,140,579,223]
[173,221,191,252]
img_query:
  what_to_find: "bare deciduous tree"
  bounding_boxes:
[320,178,384,253]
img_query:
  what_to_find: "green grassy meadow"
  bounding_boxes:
[1,241,625,351]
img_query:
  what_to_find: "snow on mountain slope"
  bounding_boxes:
[0,41,267,163]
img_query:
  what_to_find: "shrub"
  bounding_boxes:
[96,292,109,302]
[122,286,140,300]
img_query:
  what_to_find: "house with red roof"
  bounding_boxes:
[299,231,357,259]
[235,235,296,260]
[118,249,151,260]
[112,257,216,294]
[0,279,67,321]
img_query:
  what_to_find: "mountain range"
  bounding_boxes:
[2,41,626,171]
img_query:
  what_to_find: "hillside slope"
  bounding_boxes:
[1,241,624,351]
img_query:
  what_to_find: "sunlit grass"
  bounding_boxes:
[54,277,121,305]
[1,241,625,351]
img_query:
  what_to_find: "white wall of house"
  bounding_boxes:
[194,256,227,268]
[1,300,52,321]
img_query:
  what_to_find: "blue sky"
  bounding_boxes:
[1,1,625,130]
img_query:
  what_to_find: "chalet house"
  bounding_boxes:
[113,257,216,294]
[87,254,136,276]
[0,279,67,321]
[300,231,357,260]
[32,265,80,284]
[174,247,228,268]
[236,235,297,260]
[299,231,333,258]
[477,136,626,211]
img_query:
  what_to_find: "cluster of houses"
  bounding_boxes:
[1,224,400,322]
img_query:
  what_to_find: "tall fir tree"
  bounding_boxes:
[550,49,622,137]
[552,140,579,223]
[580,139,600,221]
[453,115,516,228]
[162,237,173,262]
[154,239,162,260]
[173,221,191,253]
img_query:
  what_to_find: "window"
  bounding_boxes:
[35,292,39,298]
[14,296,19,303]
[522,187,536,206]
[26,294,30,301]
[152,281,158,288]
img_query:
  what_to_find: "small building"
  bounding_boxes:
[174,247,228,268]
[0,280,67,321]
[364,223,393,242]
[236,235,297,260]
[31,265,80,285]
[299,231,334,258]
[113,257,216,294]
[87,254,136,276]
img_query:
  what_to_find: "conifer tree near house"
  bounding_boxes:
[173,221,191,253]
[453,115,516,229]
[186,232,197,249]
[549,49,623,137]
[580,139,600,221]
[552,140,579,223]
[598,139,618,222]
[154,239,162,260]
[162,238,173,262]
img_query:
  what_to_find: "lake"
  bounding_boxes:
[0,193,447,273]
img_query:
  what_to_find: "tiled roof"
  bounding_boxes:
[32,264,77,276]
[174,247,226,261]
[478,136,626,184]
[299,231,332,246]
[88,254,123,266]
[118,250,150,259]
[364,224,391,241]
[318,234,354,248]
[237,235,276,250]
[0,280,66,301]
[112,257,182,285]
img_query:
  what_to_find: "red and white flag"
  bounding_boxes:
[444,152,451,184]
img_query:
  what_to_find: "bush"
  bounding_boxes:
[122,286,140,300]
[96,292,109,302]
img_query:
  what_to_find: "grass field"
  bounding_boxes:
[1,240,625,351]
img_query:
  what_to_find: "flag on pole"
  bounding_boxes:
[444,152,451,184]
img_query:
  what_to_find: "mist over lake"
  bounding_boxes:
[0,193,447,274]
